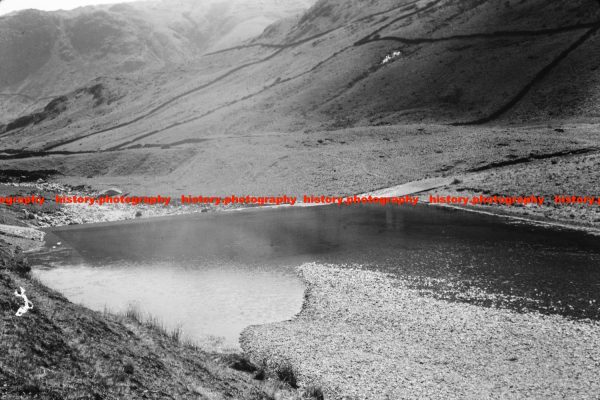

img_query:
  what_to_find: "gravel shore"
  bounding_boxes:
[241,263,600,399]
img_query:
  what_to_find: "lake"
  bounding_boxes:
[31,204,600,349]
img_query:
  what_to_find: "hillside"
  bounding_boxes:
[0,0,599,223]
[2,0,599,154]
[0,0,313,121]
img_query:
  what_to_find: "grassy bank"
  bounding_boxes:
[0,241,321,399]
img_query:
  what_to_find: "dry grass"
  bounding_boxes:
[121,304,189,346]
[116,305,325,400]
[0,268,324,399]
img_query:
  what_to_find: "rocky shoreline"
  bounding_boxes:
[241,263,600,399]
[3,171,600,241]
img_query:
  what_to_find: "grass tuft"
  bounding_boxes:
[275,363,298,389]
[121,305,189,346]
[304,385,325,400]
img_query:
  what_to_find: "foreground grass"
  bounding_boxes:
[0,244,320,400]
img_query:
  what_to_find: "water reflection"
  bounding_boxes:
[31,204,600,349]
[34,259,305,350]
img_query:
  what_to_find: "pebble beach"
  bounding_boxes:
[242,263,600,399]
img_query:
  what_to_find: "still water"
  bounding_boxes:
[31,204,600,349]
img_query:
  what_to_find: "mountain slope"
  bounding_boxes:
[0,0,313,121]
[2,0,600,153]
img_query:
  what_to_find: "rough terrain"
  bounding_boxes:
[242,263,600,400]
